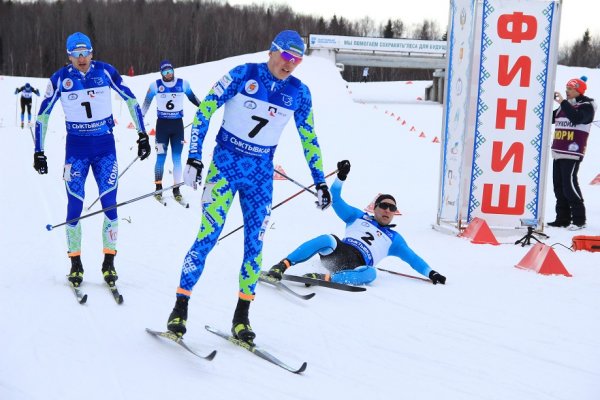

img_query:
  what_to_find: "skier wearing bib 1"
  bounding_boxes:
[33,32,151,288]
[141,60,200,203]
[166,30,331,343]
[15,83,40,128]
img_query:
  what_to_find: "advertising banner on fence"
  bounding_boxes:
[309,34,447,54]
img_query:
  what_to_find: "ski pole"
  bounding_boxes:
[376,267,432,283]
[86,155,140,210]
[46,183,184,231]
[274,169,317,196]
[218,170,337,242]
[28,126,35,145]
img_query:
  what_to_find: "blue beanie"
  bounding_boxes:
[270,30,305,57]
[25,83,31,88]
[160,60,174,71]
[66,32,92,52]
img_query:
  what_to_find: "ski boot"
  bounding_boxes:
[20,121,24,129]
[266,259,290,281]
[231,298,256,344]
[302,272,329,287]
[68,255,84,286]
[154,183,163,202]
[173,186,183,202]
[101,253,118,286]
[167,296,189,337]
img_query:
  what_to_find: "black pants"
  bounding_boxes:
[319,236,365,273]
[552,158,585,225]
[20,97,32,117]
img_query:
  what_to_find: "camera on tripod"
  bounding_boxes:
[515,219,549,247]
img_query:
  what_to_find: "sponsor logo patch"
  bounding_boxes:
[245,80,259,94]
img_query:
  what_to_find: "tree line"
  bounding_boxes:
[1,0,598,83]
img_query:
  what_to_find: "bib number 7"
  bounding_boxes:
[248,115,269,138]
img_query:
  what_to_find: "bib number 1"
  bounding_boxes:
[81,101,92,118]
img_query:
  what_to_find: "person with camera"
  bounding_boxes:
[548,76,596,230]
[267,160,446,286]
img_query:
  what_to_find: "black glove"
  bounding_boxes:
[33,151,48,174]
[137,132,151,160]
[337,160,351,181]
[315,183,331,210]
[183,158,204,189]
[429,270,446,285]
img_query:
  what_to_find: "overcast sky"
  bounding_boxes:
[222,0,598,47]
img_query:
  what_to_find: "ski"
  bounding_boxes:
[107,282,124,304]
[282,274,367,292]
[145,328,217,361]
[154,196,167,206]
[174,197,190,208]
[205,325,307,374]
[67,280,88,304]
[259,272,315,300]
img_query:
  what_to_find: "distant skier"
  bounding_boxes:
[165,30,331,344]
[141,60,200,204]
[361,67,369,83]
[15,83,40,128]
[267,160,447,286]
[33,32,151,288]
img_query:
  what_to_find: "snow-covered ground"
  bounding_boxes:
[0,52,598,400]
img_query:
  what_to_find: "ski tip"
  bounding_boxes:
[305,293,317,300]
[296,362,308,374]
[79,294,88,304]
[205,350,218,361]
[45,224,53,231]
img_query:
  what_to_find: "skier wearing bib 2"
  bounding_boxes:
[33,32,151,288]
[141,60,200,203]
[166,30,331,343]
[267,160,447,286]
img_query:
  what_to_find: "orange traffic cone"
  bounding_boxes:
[459,217,499,245]
[515,243,572,277]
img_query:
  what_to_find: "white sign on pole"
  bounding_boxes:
[437,0,561,230]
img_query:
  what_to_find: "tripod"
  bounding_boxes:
[515,226,549,247]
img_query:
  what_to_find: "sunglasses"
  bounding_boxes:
[271,42,303,64]
[161,68,174,76]
[377,202,398,212]
[69,49,92,58]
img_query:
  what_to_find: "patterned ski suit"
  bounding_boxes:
[176,62,326,301]
[35,61,145,256]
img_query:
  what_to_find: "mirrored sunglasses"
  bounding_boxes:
[271,42,303,64]
[377,202,398,212]
[161,68,174,76]
[69,49,92,58]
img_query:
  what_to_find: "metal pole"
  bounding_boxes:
[218,170,337,242]
[46,183,183,231]
[86,155,140,210]
[274,169,317,196]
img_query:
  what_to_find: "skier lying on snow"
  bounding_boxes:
[267,160,447,286]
